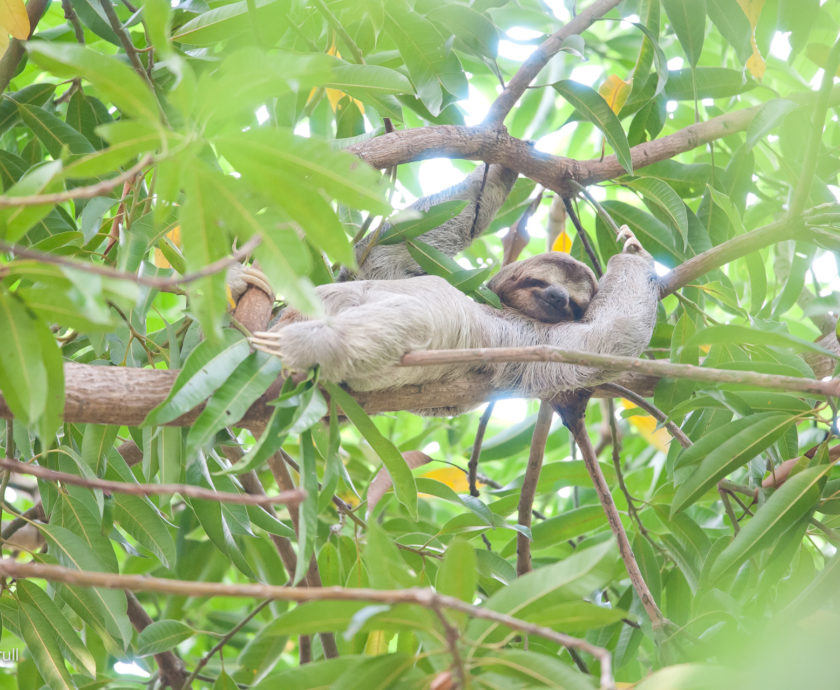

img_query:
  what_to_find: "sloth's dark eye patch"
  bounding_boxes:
[569,300,584,320]
[521,278,548,289]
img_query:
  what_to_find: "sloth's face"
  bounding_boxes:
[487,253,598,323]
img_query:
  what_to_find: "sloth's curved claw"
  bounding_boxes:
[617,224,644,254]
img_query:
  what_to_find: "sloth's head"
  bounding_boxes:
[487,253,598,323]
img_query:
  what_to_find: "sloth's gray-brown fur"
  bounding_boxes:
[251,227,659,414]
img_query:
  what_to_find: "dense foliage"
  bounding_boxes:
[0,0,839,688]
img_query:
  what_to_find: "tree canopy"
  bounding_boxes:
[0,0,839,688]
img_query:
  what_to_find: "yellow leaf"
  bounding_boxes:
[621,400,671,453]
[746,49,766,80]
[737,0,766,80]
[736,0,764,28]
[154,224,181,268]
[551,230,572,253]
[420,466,476,493]
[0,0,28,40]
[598,74,632,114]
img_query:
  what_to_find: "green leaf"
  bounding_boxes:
[215,128,389,214]
[172,0,283,45]
[466,540,616,646]
[332,652,415,690]
[711,465,831,578]
[185,167,319,312]
[18,600,75,687]
[27,43,160,121]
[384,6,457,115]
[18,103,95,159]
[186,350,284,453]
[378,200,468,245]
[684,324,838,357]
[323,382,417,519]
[326,64,413,95]
[707,0,752,61]
[0,83,56,135]
[0,291,47,424]
[0,160,63,243]
[436,538,477,603]
[672,413,796,513]
[136,620,194,656]
[662,0,706,67]
[17,581,96,677]
[664,68,752,100]
[145,330,250,425]
[71,0,120,44]
[626,177,689,247]
[553,80,633,174]
[41,523,132,647]
[476,649,596,690]
[294,431,320,583]
[113,494,177,569]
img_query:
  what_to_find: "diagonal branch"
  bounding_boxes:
[484,0,623,125]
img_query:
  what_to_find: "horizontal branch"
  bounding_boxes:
[0,155,153,208]
[0,558,614,689]
[351,87,840,198]
[400,346,840,397]
[0,457,305,507]
[0,362,657,427]
[350,109,759,196]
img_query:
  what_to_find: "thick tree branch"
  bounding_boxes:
[0,558,615,690]
[351,87,840,197]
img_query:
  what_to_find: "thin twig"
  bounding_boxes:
[181,600,270,689]
[312,0,364,64]
[600,383,692,449]
[0,457,305,507]
[569,181,621,237]
[0,155,153,208]
[605,399,649,541]
[516,402,553,576]
[718,486,741,534]
[562,196,603,276]
[0,558,616,690]
[468,403,494,497]
[60,0,85,43]
[431,603,467,690]
[99,0,154,88]
[399,346,840,397]
[0,234,262,291]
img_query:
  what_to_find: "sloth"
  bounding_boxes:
[250,227,659,408]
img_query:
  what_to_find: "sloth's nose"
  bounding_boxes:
[542,286,569,307]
